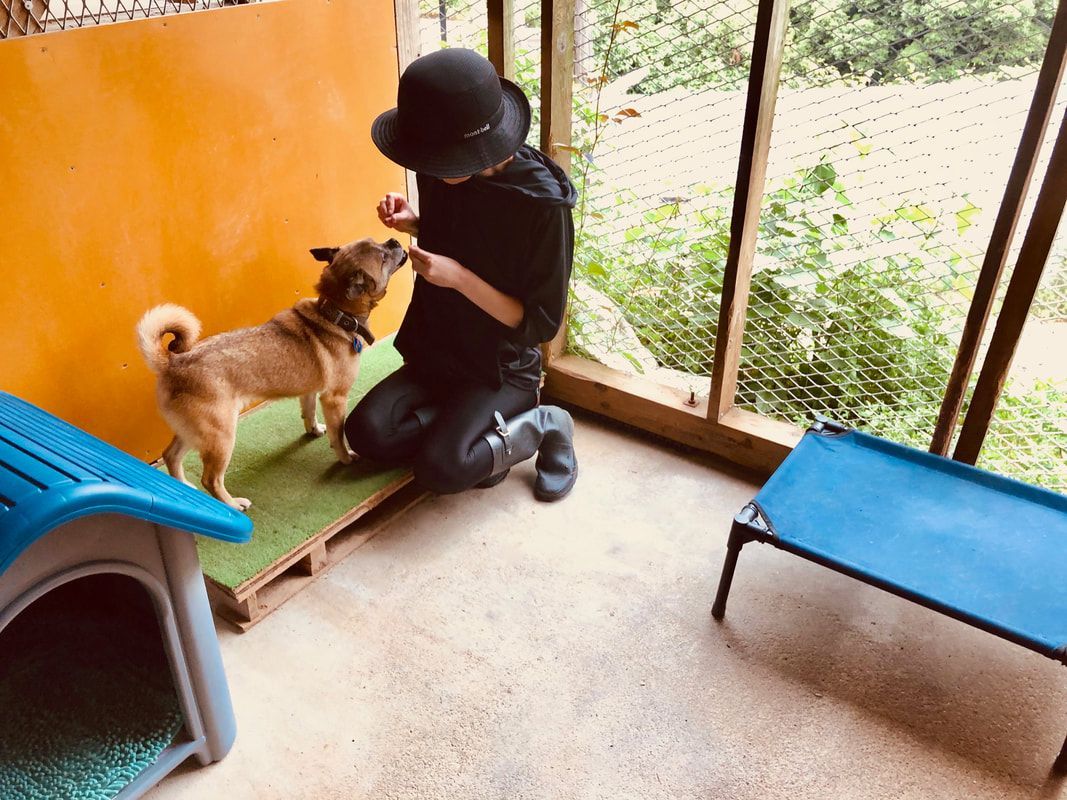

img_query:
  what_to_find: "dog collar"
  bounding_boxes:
[318,298,375,349]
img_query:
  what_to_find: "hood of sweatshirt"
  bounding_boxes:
[474,144,578,208]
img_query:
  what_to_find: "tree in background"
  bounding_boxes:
[586,0,1056,93]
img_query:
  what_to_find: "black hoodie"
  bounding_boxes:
[394,144,578,391]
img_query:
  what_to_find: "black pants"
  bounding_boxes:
[344,364,538,494]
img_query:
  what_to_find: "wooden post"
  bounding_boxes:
[540,0,575,174]
[487,0,515,80]
[297,541,329,576]
[930,2,1067,455]
[540,0,576,366]
[952,108,1067,465]
[394,0,422,212]
[707,0,791,422]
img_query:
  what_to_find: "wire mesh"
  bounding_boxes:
[558,0,760,395]
[418,0,488,54]
[972,189,1067,493]
[419,0,757,395]
[730,0,1061,458]
[0,0,256,38]
[419,0,1064,489]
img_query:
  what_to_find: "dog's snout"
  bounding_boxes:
[385,238,407,267]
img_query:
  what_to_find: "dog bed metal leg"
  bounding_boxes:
[712,522,747,620]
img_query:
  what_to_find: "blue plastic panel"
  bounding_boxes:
[0,392,252,576]
[754,428,1067,657]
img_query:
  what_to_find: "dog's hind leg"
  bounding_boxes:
[301,392,326,437]
[200,421,251,512]
[321,391,355,465]
[163,436,194,487]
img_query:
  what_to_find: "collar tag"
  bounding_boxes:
[353,337,363,354]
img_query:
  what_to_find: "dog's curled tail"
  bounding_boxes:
[136,304,202,373]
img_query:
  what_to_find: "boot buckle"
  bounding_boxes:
[493,411,512,456]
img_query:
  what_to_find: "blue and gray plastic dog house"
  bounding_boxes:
[0,391,252,799]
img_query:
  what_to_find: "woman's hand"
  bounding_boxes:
[377,193,419,236]
[408,245,467,290]
[410,246,524,328]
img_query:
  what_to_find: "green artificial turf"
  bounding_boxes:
[185,336,406,589]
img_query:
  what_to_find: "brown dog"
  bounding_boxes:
[136,237,407,510]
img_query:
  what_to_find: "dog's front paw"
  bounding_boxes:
[305,422,327,437]
[336,448,356,465]
[229,497,253,512]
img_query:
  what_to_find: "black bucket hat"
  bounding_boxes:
[371,48,532,180]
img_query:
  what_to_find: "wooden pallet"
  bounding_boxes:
[205,476,427,631]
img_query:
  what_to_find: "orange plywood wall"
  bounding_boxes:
[0,0,412,460]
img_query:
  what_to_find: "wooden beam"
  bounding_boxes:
[541,307,569,366]
[487,0,515,80]
[539,0,575,368]
[297,541,328,576]
[543,355,800,475]
[540,0,575,175]
[930,1,1067,455]
[394,0,422,212]
[707,0,791,422]
[953,108,1067,465]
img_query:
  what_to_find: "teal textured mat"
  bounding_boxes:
[0,575,183,800]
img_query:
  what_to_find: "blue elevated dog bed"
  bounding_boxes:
[0,391,252,799]
[711,418,1067,768]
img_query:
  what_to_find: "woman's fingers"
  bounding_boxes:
[409,248,435,276]
[379,193,412,230]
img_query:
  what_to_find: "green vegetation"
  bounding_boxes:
[504,1,1065,490]
[583,0,1056,92]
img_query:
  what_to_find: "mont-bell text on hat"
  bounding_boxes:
[463,123,492,140]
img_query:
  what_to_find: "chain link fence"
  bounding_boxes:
[559,0,760,394]
[734,0,1060,459]
[734,0,1063,490]
[0,0,255,38]
[418,0,1064,490]
[974,204,1067,493]
[418,0,486,52]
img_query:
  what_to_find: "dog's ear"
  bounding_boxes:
[310,247,339,263]
[345,272,367,300]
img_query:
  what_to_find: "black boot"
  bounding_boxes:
[475,468,510,489]
[481,406,577,501]
[412,406,438,430]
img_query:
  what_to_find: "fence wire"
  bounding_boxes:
[972,200,1067,493]
[735,0,1059,453]
[420,0,1063,489]
[729,0,1065,494]
[0,0,255,38]
[559,0,760,395]
[418,0,487,53]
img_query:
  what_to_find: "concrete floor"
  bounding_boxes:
[147,413,1067,800]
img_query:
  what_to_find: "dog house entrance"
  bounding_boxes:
[0,574,185,799]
